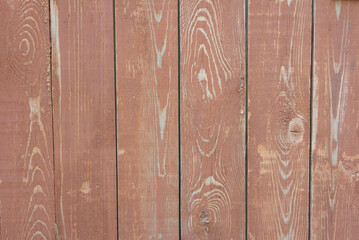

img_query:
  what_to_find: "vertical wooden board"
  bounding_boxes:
[51,0,117,239]
[247,0,311,239]
[0,0,55,239]
[311,1,359,239]
[116,0,179,239]
[180,0,246,239]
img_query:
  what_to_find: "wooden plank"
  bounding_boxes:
[115,0,179,239]
[247,0,312,239]
[0,0,55,239]
[180,0,246,238]
[311,1,359,239]
[50,0,117,239]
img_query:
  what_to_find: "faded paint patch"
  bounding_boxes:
[258,144,276,160]
[118,149,125,155]
[80,181,91,194]
[258,144,276,175]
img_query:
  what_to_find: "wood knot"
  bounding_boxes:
[238,76,245,93]
[340,152,359,181]
[287,117,304,144]
[199,210,210,234]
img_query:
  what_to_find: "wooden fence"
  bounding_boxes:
[0,0,358,239]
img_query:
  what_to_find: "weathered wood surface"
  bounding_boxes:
[311,0,359,239]
[0,0,55,239]
[116,0,179,239]
[247,0,312,239]
[180,0,246,239]
[3,0,359,238]
[51,0,117,239]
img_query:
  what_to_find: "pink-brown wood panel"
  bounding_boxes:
[51,0,117,239]
[311,0,359,239]
[248,0,312,239]
[0,0,56,239]
[180,0,246,239]
[116,0,179,239]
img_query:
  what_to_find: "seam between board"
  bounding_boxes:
[112,0,119,239]
[308,0,315,239]
[178,0,182,239]
[48,0,58,238]
[245,0,249,238]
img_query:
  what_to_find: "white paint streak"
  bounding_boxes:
[329,17,349,166]
[24,147,50,184]
[312,71,319,150]
[158,101,168,140]
[198,67,213,100]
[195,123,221,157]
[335,0,341,21]
[156,43,167,68]
[147,0,173,179]
[280,66,293,90]
[51,1,66,238]
[148,0,168,68]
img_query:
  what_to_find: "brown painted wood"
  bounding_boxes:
[0,0,55,239]
[180,0,246,239]
[115,0,179,239]
[50,0,117,239]
[311,1,359,239]
[247,0,312,239]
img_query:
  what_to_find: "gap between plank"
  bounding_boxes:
[112,0,119,239]
[245,0,249,238]
[48,0,59,237]
[178,0,182,239]
[308,0,315,239]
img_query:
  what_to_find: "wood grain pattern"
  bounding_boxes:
[180,0,246,238]
[51,0,117,239]
[247,0,312,239]
[2,0,359,237]
[116,0,179,239]
[0,0,55,239]
[311,0,359,239]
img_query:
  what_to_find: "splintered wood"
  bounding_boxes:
[1,0,359,239]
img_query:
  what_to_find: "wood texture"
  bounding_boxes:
[311,0,359,239]
[2,0,359,238]
[51,0,117,239]
[180,0,246,238]
[116,0,179,239]
[0,0,55,239]
[247,0,312,239]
